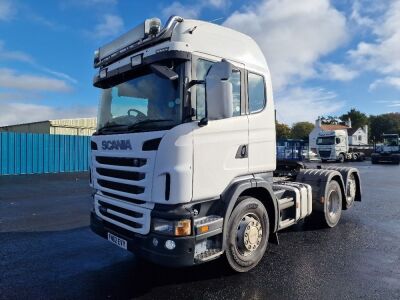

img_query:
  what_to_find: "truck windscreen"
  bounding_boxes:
[97,61,183,134]
[383,136,399,146]
[316,136,335,145]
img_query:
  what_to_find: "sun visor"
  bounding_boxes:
[99,22,147,62]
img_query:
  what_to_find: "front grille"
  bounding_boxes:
[319,150,331,158]
[92,138,155,234]
[96,156,147,167]
[101,191,146,205]
[97,167,145,181]
[98,179,144,194]
[95,194,151,234]
[98,200,143,218]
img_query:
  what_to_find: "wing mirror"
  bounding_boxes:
[204,60,234,124]
[189,59,234,127]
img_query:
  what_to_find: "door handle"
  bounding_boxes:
[235,144,248,159]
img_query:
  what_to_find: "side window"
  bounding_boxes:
[195,59,241,119]
[248,72,266,113]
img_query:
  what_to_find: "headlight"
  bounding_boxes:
[152,218,191,236]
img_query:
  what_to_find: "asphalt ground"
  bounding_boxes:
[1,162,399,299]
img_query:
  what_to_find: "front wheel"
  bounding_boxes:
[324,180,343,227]
[337,153,345,163]
[225,197,269,272]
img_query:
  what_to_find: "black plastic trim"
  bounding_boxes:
[93,51,191,88]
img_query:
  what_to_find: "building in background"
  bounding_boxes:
[309,118,351,151]
[0,118,97,136]
[348,126,368,145]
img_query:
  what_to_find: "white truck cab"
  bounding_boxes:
[90,16,362,272]
[316,130,348,162]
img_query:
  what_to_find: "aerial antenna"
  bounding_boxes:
[209,17,225,24]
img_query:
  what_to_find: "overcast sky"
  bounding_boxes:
[0,0,399,126]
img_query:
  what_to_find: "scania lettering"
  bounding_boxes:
[101,140,133,150]
[90,16,362,272]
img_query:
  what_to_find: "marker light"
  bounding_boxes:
[99,68,107,79]
[131,54,142,67]
[198,225,209,234]
[94,49,100,66]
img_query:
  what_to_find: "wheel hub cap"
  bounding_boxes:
[237,215,262,254]
[328,190,340,217]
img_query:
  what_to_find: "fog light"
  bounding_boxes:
[165,240,176,250]
[152,238,158,247]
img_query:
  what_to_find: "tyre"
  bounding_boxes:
[353,153,358,161]
[323,180,343,227]
[225,197,269,272]
[337,153,345,163]
[345,173,356,209]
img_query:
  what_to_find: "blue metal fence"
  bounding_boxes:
[0,132,91,175]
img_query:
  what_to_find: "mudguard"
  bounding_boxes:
[295,169,345,213]
[323,167,362,204]
[220,177,278,250]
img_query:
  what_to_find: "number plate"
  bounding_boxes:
[107,232,127,250]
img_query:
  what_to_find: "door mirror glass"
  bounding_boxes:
[336,138,341,144]
[205,60,234,121]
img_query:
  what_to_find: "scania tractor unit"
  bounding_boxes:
[90,16,362,272]
[316,130,365,163]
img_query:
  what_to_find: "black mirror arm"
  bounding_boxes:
[199,117,208,127]
[187,79,205,89]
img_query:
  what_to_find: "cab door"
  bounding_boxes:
[192,58,248,201]
[247,71,276,173]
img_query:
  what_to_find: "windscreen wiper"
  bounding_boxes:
[97,123,128,134]
[127,119,174,130]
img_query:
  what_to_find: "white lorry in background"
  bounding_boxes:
[316,130,365,163]
[89,16,362,272]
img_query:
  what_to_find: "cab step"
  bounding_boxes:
[278,197,294,210]
[273,188,286,199]
[278,218,295,230]
[194,249,223,263]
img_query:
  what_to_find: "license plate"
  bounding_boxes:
[107,232,127,250]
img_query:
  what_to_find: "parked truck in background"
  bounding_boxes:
[89,16,362,272]
[371,134,400,165]
[316,130,365,163]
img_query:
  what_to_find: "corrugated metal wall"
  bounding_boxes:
[0,132,91,175]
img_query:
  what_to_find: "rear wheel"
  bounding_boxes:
[225,197,269,272]
[324,180,342,227]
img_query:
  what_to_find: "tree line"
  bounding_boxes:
[276,109,400,143]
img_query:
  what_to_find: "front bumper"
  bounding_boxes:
[91,212,197,267]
